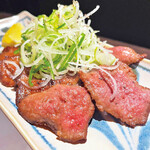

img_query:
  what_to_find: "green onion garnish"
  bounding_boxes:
[28,66,35,86]
[14,47,20,54]
[58,43,76,71]
[20,1,116,87]
[57,23,66,29]
[43,57,55,79]
[78,33,85,47]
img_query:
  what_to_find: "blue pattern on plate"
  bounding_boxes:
[32,126,56,150]
[0,36,2,48]
[0,88,17,109]
[138,122,150,150]
[90,119,124,150]
[128,128,134,145]
[118,125,132,150]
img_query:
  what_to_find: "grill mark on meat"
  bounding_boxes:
[17,84,94,143]
[79,62,150,127]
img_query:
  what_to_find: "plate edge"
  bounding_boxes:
[0,100,40,150]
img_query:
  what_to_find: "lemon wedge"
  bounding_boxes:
[2,23,24,47]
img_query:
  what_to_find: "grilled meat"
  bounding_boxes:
[79,62,150,127]
[16,71,79,104]
[0,47,19,87]
[52,74,79,85]
[0,46,19,59]
[108,46,147,65]
[17,84,94,143]
[16,70,51,104]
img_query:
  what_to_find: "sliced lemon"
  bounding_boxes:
[2,23,24,47]
[95,51,116,66]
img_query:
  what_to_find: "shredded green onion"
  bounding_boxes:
[57,23,66,29]
[14,47,20,54]
[43,57,55,79]
[78,33,85,47]
[28,66,35,86]
[58,43,76,71]
[20,1,117,86]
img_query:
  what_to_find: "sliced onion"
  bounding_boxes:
[25,54,44,67]
[3,60,20,71]
[57,69,68,75]
[3,60,24,79]
[20,75,51,90]
[20,39,31,64]
[98,67,117,101]
[101,61,119,70]
[12,62,24,79]
[79,5,100,21]
[68,62,117,101]
[38,75,51,87]
[67,71,77,76]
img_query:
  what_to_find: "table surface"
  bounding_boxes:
[0,12,150,150]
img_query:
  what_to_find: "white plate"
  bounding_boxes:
[0,11,150,150]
